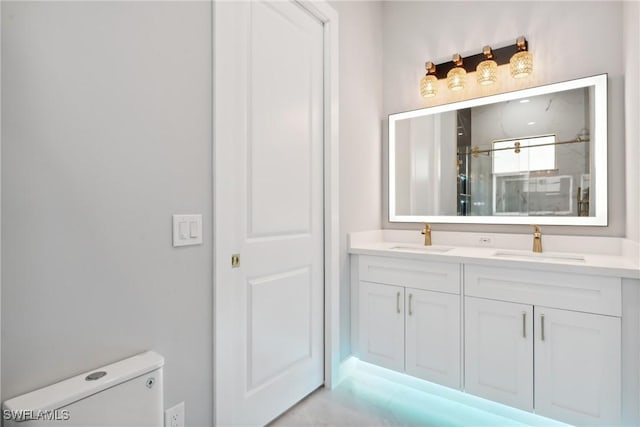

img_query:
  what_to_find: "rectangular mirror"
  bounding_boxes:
[389,74,608,225]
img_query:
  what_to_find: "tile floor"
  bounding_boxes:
[270,362,569,427]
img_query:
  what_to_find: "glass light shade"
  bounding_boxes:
[420,74,438,98]
[476,59,498,85]
[510,50,533,78]
[447,67,466,91]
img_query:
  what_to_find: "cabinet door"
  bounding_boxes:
[534,307,621,426]
[465,297,533,411]
[405,288,460,389]
[358,282,405,372]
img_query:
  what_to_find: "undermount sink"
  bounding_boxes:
[492,250,586,263]
[389,245,453,254]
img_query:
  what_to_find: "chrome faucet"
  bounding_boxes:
[421,223,432,246]
[532,225,543,253]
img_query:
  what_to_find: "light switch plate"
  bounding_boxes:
[173,214,203,247]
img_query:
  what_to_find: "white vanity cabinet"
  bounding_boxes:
[464,264,622,426]
[464,297,534,411]
[356,256,461,389]
[349,229,640,426]
[405,288,460,389]
[534,307,620,425]
[358,281,405,372]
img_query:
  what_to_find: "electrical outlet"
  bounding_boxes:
[478,236,493,246]
[165,402,185,427]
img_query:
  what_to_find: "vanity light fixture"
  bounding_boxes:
[420,62,438,98]
[476,46,498,85]
[420,36,532,97]
[510,36,533,78]
[447,54,466,91]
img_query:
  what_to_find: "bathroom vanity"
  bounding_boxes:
[349,230,640,426]
[357,72,640,425]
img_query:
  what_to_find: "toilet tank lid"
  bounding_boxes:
[2,351,164,415]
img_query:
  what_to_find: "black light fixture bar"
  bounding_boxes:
[430,39,528,79]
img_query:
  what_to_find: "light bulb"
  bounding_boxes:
[510,37,533,78]
[447,67,466,91]
[420,74,438,97]
[510,50,533,78]
[477,59,498,85]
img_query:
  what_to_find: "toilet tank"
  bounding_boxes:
[3,351,164,427]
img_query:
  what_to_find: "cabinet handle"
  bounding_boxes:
[396,291,401,313]
[409,294,413,316]
[541,314,545,341]
[522,311,526,338]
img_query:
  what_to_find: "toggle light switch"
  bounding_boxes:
[172,214,203,247]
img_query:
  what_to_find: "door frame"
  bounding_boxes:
[211,0,339,424]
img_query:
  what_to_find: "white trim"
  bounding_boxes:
[295,0,340,390]
[336,355,359,384]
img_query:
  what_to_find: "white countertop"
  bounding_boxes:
[348,230,640,279]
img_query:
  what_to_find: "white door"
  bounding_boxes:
[534,306,621,426]
[465,297,534,411]
[405,288,460,389]
[214,1,325,425]
[358,282,405,372]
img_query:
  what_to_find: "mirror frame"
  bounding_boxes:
[388,74,608,226]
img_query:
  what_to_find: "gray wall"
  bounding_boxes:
[381,1,628,237]
[329,0,383,360]
[1,2,212,425]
